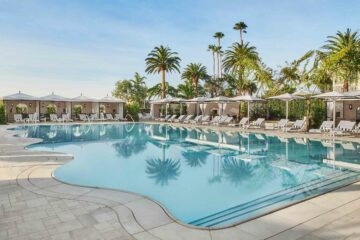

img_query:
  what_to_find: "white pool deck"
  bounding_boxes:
[1,122,360,240]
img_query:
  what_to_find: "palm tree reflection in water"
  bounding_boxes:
[146,158,181,186]
[222,157,254,186]
[182,150,209,168]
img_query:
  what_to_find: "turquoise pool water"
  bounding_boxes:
[15,123,360,228]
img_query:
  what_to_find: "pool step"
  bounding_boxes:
[189,170,359,227]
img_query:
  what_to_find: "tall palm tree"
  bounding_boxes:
[177,80,194,99]
[321,29,360,91]
[213,32,225,78]
[207,44,217,78]
[233,21,248,44]
[147,82,177,99]
[181,63,208,97]
[223,42,260,95]
[145,45,181,98]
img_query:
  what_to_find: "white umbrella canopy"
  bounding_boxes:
[40,92,69,101]
[268,93,304,131]
[230,95,265,120]
[312,91,349,128]
[184,97,209,102]
[3,91,37,101]
[100,94,125,103]
[208,96,229,102]
[294,84,321,97]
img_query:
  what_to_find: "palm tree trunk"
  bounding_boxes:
[240,30,243,44]
[212,52,215,79]
[194,78,198,97]
[161,68,166,99]
[343,80,349,92]
[217,52,220,79]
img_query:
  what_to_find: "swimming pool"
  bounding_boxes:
[15,123,360,228]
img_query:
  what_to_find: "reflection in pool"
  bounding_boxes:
[15,123,360,227]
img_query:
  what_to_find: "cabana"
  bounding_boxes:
[71,94,97,118]
[98,95,125,117]
[185,97,208,116]
[2,91,38,122]
[150,97,184,118]
[230,95,265,120]
[39,92,71,118]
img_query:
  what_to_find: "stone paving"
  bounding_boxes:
[1,123,360,240]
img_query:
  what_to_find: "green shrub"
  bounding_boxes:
[0,104,6,124]
[125,102,140,121]
[311,100,326,128]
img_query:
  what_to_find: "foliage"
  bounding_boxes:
[46,104,56,114]
[233,21,248,44]
[15,104,27,114]
[0,104,5,124]
[147,82,177,99]
[145,45,181,98]
[181,63,208,97]
[125,102,140,121]
[113,72,147,106]
[73,105,82,115]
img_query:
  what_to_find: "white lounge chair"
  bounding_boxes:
[202,116,219,125]
[79,114,89,121]
[106,114,114,120]
[275,119,288,130]
[99,113,107,121]
[235,117,249,128]
[199,115,210,124]
[183,115,196,124]
[171,115,185,122]
[352,122,360,134]
[330,120,356,136]
[167,115,178,122]
[50,114,59,122]
[114,114,126,121]
[189,115,203,124]
[309,121,334,133]
[61,113,73,122]
[288,120,305,132]
[249,118,265,129]
[159,115,171,122]
[213,115,230,126]
[14,114,26,123]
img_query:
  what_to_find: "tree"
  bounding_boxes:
[145,45,181,98]
[213,32,225,78]
[177,80,194,99]
[112,79,133,102]
[181,63,208,97]
[130,73,147,107]
[233,21,248,44]
[147,82,177,99]
[321,29,360,91]
[207,44,217,78]
[112,73,148,106]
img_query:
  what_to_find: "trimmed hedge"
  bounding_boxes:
[0,104,6,124]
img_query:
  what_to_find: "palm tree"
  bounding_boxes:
[223,42,260,95]
[213,32,225,78]
[321,29,360,91]
[181,63,208,97]
[233,21,248,44]
[147,82,177,99]
[207,44,217,78]
[177,80,194,99]
[130,72,147,107]
[145,45,181,98]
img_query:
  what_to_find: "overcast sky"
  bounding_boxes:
[1,0,360,98]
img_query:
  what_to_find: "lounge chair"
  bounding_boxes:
[171,115,186,123]
[159,115,171,122]
[352,122,360,134]
[330,120,356,136]
[202,116,220,125]
[233,117,249,128]
[275,119,288,130]
[189,115,203,124]
[199,115,210,124]
[309,121,334,133]
[213,115,230,126]
[61,113,73,122]
[50,114,59,122]
[79,114,89,121]
[114,114,127,121]
[14,114,25,123]
[99,113,107,121]
[167,115,178,122]
[106,114,114,120]
[176,115,193,123]
[248,118,265,129]
[287,120,305,132]
[183,115,197,124]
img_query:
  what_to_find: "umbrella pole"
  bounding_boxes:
[333,100,336,130]
[285,101,289,132]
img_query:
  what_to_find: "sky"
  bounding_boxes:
[1,0,360,98]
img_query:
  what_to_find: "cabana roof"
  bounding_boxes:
[312,91,349,100]
[71,94,96,102]
[268,93,304,101]
[100,95,125,103]
[230,95,264,102]
[150,96,185,104]
[3,91,37,101]
[184,97,209,103]
[208,96,229,102]
[40,92,69,101]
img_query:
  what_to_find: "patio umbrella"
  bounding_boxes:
[208,96,229,115]
[230,95,265,120]
[312,91,349,129]
[268,93,304,131]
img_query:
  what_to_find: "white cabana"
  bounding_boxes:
[312,91,349,128]
[99,95,125,116]
[268,93,304,131]
[3,91,37,101]
[208,96,229,115]
[185,97,209,115]
[2,91,39,122]
[150,97,185,118]
[40,92,71,115]
[71,94,97,115]
[230,95,265,120]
